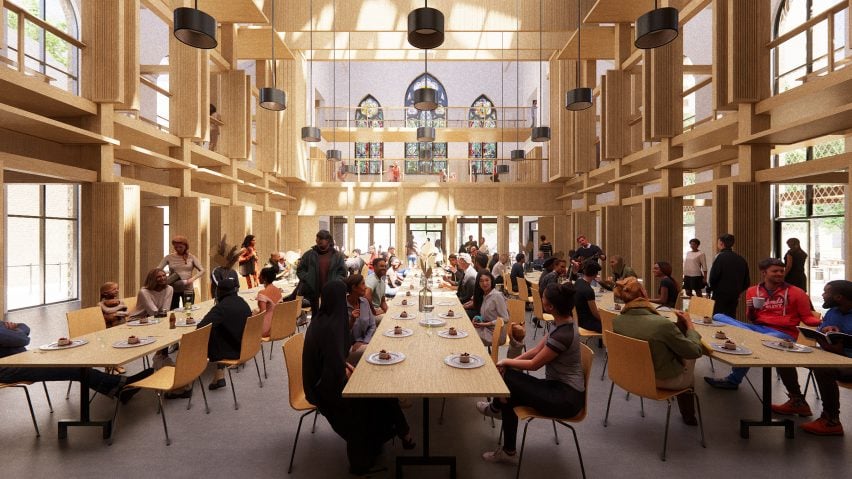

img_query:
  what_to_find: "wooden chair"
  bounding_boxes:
[686,296,715,318]
[260,298,299,378]
[0,381,49,436]
[282,334,319,474]
[514,343,594,479]
[238,274,250,291]
[65,307,107,399]
[217,312,265,410]
[489,318,505,364]
[597,308,618,380]
[602,331,706,461]
[503,272,519,297]
[516,279,534,309]
[122,296,137,313]
[529,286,553,340]
[112,325,212,445]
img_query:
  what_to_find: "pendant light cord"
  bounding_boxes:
[271,0,276,88]
[332,0,336,146]
[538,0,542,125]
[310,0,314,127]
[348,31,351,160]
[516,0,520,147]
[577,0,581,88]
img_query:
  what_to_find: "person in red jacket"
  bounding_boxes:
[705,258,820,396]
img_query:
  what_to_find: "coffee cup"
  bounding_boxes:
[751,296,766,309]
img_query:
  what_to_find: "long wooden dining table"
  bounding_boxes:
[343,273,509,478]
[594,290,852,438]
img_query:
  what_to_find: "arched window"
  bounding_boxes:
[1,0,81,93]
[404,73,448,175]
[354,95,384,175]
[467,95,497,181]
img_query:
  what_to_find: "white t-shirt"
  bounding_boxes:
[683,250,707,277]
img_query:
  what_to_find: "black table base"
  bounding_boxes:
[58,367,112,439]
[738,367,794,439]
[396,398,457,478]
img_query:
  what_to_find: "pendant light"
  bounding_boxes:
[326,0,342,160]
[413,51,438,111]
[259,0,286,111]
[635,1,679,49]
[407,0,444,49]
[510,0,524,162]
[173,1,218,49]
[531,0,550,142]
[565,0,593,111]
[302,0,322,142]
[417,126,436,142]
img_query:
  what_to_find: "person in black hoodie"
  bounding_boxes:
[302,280,414,475]
[197,269,251,390]
[708,233,750,317]
[297,230,347,318]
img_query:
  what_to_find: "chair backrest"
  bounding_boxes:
[686,296,715,318]
[122,296,137,313]
[598,308,618,347]
[238,275,249,291]
[490,318,505,364]
[530,286,544,319]
[572,343,595,421]
[66,307,107,337]
[268,298,299,341]
[282,333,312,409]
[173,325,212,389]
[603,330,659,398]
[517,278,531,301]
[797,312,823,347]
[507,298,526,326]
[360,264,369,278]
[503,272,516,294]
[238,312,265,362]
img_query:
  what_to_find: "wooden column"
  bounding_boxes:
[643,34,683,141]
[729,183,771,319]
[253,210,280,260]
[122,185,141,297]
[712,0,732,110]
[727,0,770,104]
[140,206,164,280]
[603,205,633,277]
[81,183,124,307]
[169,30,209,139]
[82,0,124,103]
[604,70,629,159]
[0,164,5,314]
[650,196,684,294]
[120,0,140,110]
[217,70,250,159]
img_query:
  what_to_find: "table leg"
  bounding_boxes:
[739,367,794,439]
[396,398,457,478]
[58,367,112,440]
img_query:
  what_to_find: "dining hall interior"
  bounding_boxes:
[1,0,851,477]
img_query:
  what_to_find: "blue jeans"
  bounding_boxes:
[712,314,794,385]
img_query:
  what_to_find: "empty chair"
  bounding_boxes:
[65,307,108,399]
[489,318,505,364]
[686,296,715,319]
[0,381,46,436]
[603,330,706,461]
[516,279,534,309]
[503,272,519,297]
[529,286,551,340]
[112,325,212,445]
[514,343,594,479]
[260,298,299,378]
[217,312,265,410]
[597,308,618,380]
[282,334,319,474]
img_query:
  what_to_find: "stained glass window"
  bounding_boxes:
[404,74,448,175]
[354,94,384,174]
[468,95,498,177]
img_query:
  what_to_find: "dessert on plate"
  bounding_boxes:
[57,337,72,347]
[394,326,403,335]
[459,352,471,363]
[448,327,457,336]
[714,331,727,340]
[127,335,140,345]
[378,349,391,360]
[723,339,737,350]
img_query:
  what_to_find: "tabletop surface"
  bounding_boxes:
[343,275,510,398]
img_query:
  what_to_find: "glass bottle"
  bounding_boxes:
[418,275,433,312]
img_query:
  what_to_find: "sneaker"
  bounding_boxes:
[771,396,813,417]
[476,400,502,420]
[704,376,739,390]
[800,416,844,436]
[482,447,518,465]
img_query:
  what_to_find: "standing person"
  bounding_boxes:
[336,162,348,181]
[472,272,509,347]
[197,269,252,390]
[364,258,389,315]
[303,281,414,475]
[238,235,259,288]
[783,237,808,292]
[158,235,205,310]
[208,104,221,151]
[705,258,819,391]
[682,238,707,298]
[570,235,605,272]
[470,162,478,182]
[530,99,538,128]
[538,235,553,259]
[476,283,585,466]
[525,239,535,263]
[297,230,347,319]
[463,235,478,253]
[438,168,447,182]
[649,261,679,309]
[388,162,401,182]
[708,233,750,317]
[405,235,418,269]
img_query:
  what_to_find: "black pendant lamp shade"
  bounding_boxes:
[510,149,525,161]
[635,6,679,49]
[413,87,438,111]
[417,126,436,142]
[326,149,342,161]
[565,87,593,111]
[531,126,551,142]
[301,126,322,142]
[173,5,218,49]
[418,145,433,161]
[407,7,445,49]
[259,87,287,111]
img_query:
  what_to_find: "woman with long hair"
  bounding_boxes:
[127,268,173,318]
[238,234,259,288]
[344,274,377,364]
[650,261,679,308]
[157,235,205,310]
[255,267,282,337]
[472,272,509,347]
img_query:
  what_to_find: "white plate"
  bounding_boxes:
[761,340,813,353]
[113,337,157,348]
[692,319,725,327]
[126,318,161,326]
[438,312,461,319]
[391,312,416,320]
[436,301,455,306]
[365,351,406,365]
[709,343,752,355]
[382,328,414,338]
[175,320,199,327]
[419,318,447,327]
[172,305,201,311]
[395,300,417,307]
[437,329,468,339]
[444,354,485,369]
[40,339,89,351]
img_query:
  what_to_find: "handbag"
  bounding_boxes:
[166,271,182,285]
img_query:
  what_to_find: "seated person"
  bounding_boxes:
[705,258,820,393]
[491,253,509,284]
[269,251,288,279]
[197,269,252,390]
[441,253,462,288]
[574,261,603,333]
[304,281,414,475]
[0,320,152,403]
[127,269,173,318]
[456,254,478,315]
[789,280,852,436]
[385,258,404,296]
[98,281,128,328]
[344,249,365,275]
[530,251,547,271]
[477,283,585,465]
[471,272,509,347]
[613,277,702,425]
[364,258,389,315]
[600,255,637,290]
[538,258,566,296]
[649,261,679,309]
[255,268,282,337]
[344,274,377,364]
[509,253,529,292]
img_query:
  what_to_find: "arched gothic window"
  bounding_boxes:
[354,94,384,174]
[467,95,497,180]
[404,74,448,175]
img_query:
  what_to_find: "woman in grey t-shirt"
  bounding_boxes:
[476,283,585,465]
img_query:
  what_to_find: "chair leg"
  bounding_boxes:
[227,368,239,410]
[564,423,587,479]
[269,340,276,360]
[108,396,121,445]
[600,353,608,381]
[254,357,264,388]
[197,378,210,414]
[709,356,715,373]
[515,418,532,479]
[603,382,615,427]
[41,382,54,413]
[288,409,315,474]
[660,399,673,461]
[639,397,645,418]
[744,376,763,404]
[261,346,269,379]
[186,381,194,411]
[551,420,560,445]
[804,370,819,400]
[156,392,171,446]
[438,397,446,425]
[311,410,319,433]
[694,392,706,448]
[65,380,72,400]
[21,386,40,437]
